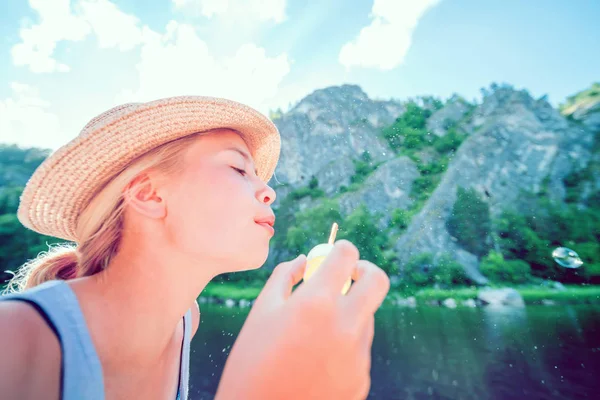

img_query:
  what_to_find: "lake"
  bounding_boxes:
[189,304,600,399]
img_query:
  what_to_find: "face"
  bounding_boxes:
[160,129,277,274]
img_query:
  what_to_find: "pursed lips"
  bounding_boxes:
[255,215,275,234]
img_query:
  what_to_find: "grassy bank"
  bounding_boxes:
[200,282,600,306]
[394,285,600,305]
[516,286,600,304]
[201,282,263,301]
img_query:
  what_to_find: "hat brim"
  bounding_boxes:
[17,96,281,242]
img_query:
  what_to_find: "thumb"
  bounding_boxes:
[258,254,307,305]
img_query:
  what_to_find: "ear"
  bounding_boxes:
[123,173,167,219]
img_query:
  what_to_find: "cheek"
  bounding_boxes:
[166,169,255,254]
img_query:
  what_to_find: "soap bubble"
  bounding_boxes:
[552,247,583,269]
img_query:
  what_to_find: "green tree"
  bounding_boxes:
[350,151,377,185]
[493,210,554,278]
[0,186,23,214]
[574,242,600,282]
[382,101,434,152]
[337,205,393,274]
[433,128,465,154]
[494,198,600,282]
[391,208,409,231]
[434,254,470,286]
[480,251,531,284]
[446,187,491,256]
[402,253,435,287]
[285,199,342,254]
[0,214,66,287]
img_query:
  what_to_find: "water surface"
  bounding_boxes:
[189,305,600,399]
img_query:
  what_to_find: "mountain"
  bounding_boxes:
[1,82,599,287]
[267,82,600,284]
[393,85,597,283]
[271,84,403,197]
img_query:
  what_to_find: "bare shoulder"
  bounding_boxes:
[191,299,200,337]
[0,301,61,399]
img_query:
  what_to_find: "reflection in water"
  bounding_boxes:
[188,305,600,399]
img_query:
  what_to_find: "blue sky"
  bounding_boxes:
[1,0,598,150]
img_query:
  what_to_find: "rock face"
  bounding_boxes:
[272,85,403,195]
[478,288,525,307]
[261,83,597,279]
[571,101,600,133]
[394,87,596,283]
[337,157,419,227]
[426,96,472,136]
[561,83,600,133]
[560,86,600,204]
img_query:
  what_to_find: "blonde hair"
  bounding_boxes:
[4,131,206,293]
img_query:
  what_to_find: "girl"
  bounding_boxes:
[0,96,390,400]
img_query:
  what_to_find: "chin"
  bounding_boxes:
[237,254,268,272]
[218,248,268,274]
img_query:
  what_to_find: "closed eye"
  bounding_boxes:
[232,167,247,176]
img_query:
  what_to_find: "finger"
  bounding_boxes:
[361,315,375,361]
[354,317,374,400]
[310,240,359,296]
[258,254,307,304]
[345,260,390,319]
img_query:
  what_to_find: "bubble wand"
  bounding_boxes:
[303,222,352,295]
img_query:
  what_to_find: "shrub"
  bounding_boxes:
[434,254,471,286]
[480,251,531,283]
[434,128,465,154]
[403,253,435,287]
[446,187,491,256]
[494,198,600,282]
[337,205,393,274]
[382,102,433,152]
[350,151,377,185]
[391,208,410,230]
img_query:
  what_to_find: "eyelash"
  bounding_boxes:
[232,167,247,176]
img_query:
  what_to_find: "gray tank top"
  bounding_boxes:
[0,280,192,400]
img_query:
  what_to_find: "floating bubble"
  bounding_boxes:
[552,247,583,269]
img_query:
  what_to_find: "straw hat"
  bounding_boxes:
[17,96,281,242]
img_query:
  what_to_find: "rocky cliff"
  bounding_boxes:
[1,82,598,284]
[394,87,596,283]
[269,82,600,282]
[271,85,403,197]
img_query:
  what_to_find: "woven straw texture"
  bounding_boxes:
[17,96,281,242]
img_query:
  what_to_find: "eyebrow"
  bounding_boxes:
[224,147,258,175]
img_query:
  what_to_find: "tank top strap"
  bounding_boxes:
[177,307,193,400]
[0,280,105,400]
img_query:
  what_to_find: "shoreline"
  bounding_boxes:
[200,282,600,308]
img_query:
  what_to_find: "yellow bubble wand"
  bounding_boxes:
[303,222,352,295]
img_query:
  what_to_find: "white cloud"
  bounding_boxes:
[11,0,90,73]
[12,0,146,73]
[173,0,287,24]
[116,21,291,113]
[0,83,63,149]
[339,0,440,70]
[78,0,144,51]
[5,0,291,151]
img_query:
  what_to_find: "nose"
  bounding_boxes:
[257,182,277,206]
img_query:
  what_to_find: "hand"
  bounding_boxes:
[214,240,390,400]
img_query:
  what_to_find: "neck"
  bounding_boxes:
[69,236,218,369]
